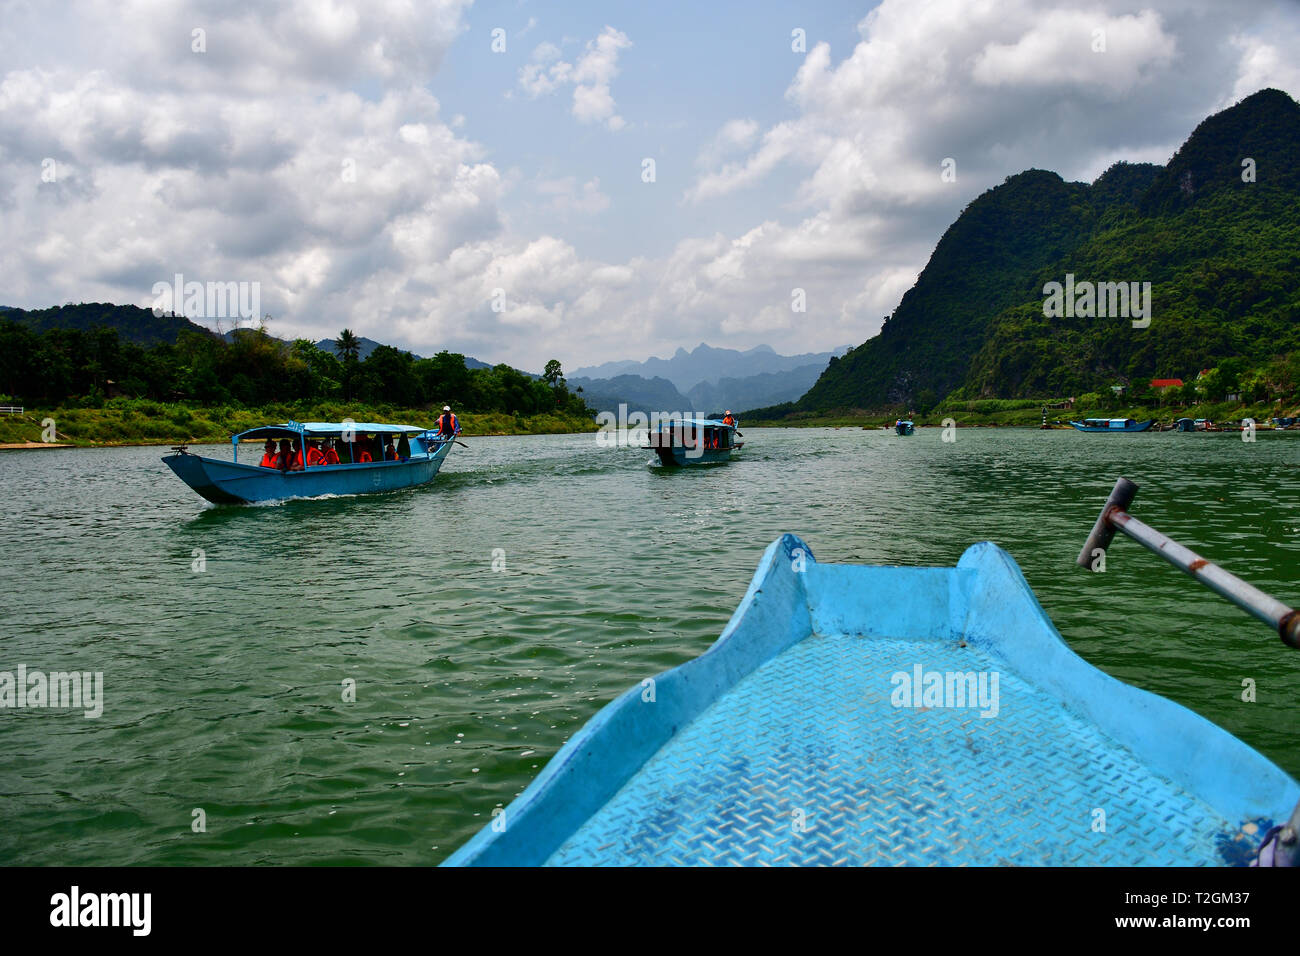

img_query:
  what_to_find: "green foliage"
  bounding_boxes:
[0,320,594,422]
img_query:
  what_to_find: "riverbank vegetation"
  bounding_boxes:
[0,399,597,446]
[747,389,1299,429]
[0,318,598,444]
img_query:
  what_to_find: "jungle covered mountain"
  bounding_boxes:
[766,88,1300,416]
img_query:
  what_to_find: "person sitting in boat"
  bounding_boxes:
[323,440,341,465]
[357,436,374,463]
[258,439,277,468]
[437,405,460,438]
[287,439,308,470]
[305,440,327,468]
[382,437,397,461]
[276,438,295,471]
[723,411,735,427]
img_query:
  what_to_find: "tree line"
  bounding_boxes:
[0,320,592,418]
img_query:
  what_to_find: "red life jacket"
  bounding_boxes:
[359,450,373,463]
[259,453,276,468]
[439,412,458,434]
[306,447,326,467]
[325,448,340,464]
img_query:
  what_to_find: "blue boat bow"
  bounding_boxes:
[446,534,1297,866]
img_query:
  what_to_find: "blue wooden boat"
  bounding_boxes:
[894,419,915,435]
[162,421,455,504]
[446,533,1298,866]
[1069,417,1154,432]
[1174,417,1195,431]
[643,418,742,466]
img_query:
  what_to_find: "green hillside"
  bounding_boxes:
[774,88,1300,416]
[4,302,217,346]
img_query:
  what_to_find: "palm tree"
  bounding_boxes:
[334,328,360,363]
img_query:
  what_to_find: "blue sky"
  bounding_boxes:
[435,0,867,262]
[2,0,1299,372]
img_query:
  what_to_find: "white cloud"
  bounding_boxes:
[517,27,631,131]
[972,9,1176,92]
[1227,30,1300,106]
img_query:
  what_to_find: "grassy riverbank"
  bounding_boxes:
[0,399,598,446]
[748,396,1296,429]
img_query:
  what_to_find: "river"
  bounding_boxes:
[1,426,1297,864]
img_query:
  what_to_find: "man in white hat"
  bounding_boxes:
[436,405,460,438]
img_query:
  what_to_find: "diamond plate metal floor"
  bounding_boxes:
[545,632,1262,866]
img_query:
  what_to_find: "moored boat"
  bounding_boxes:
[894,419,915,435]
[1069,417,1154,432]
[1174,417,1195,431]
[446,519,1298,866]
[162,421,455,504]
[643,418,741,466]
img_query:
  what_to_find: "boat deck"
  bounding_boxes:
[546,631,1258,866]
[446,536,1295,867]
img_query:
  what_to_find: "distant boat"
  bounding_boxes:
[643,418,741,466]
[162,421,455,504]
[1174,418,1196,431]
[894,419,915,435]
[444,533,1298,866]
[1069,418,1155,432]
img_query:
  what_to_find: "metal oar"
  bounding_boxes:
[1078,476,1300,648]
[1080,477,1300,866]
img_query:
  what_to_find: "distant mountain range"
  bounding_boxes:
[570,342,850,413]
[572,342,849,392]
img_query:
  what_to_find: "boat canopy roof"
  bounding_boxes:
[1082,418,1136,427]
[652,418,734,429]
[233,421,430,441]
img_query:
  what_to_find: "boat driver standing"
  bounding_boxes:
[437,405,460,438]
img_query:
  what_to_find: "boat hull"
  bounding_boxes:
[652,445,735,466]
[446,534,1298,866]
[895,422,915,435]
[162,441,452,504]
[1069,419,1155,432]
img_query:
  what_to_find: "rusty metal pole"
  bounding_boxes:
[1078,477,1300,649]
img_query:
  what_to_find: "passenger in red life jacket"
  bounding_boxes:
[357,435,374,463]
[276,438,294,470]
[382,437,397,461]
[722,411,735,427]
[324,440,340,465]
[305,440,327,467]
[437,405,460,438]
[259,439,277,468]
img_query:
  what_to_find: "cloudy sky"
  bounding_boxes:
[2,0,1298,371]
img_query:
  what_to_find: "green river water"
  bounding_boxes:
[1,426,1298,865]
